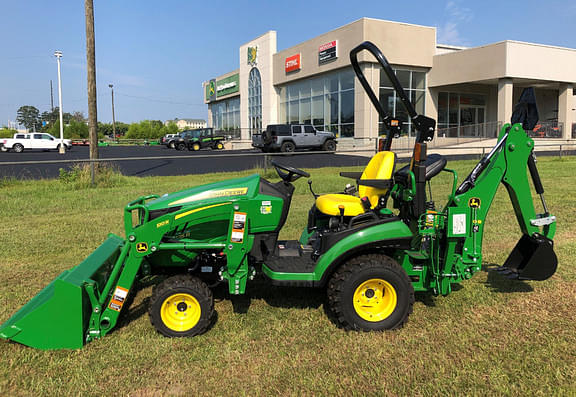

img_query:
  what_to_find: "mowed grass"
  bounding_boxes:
[0,156,575,396]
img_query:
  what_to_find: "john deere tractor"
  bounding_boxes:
[0,42,557,349]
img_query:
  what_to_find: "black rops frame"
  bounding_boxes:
[349,41,436,151]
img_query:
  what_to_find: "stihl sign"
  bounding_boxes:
[285,53,301,73]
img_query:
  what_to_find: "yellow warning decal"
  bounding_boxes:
[468,197,481,208]
[175,202,231,220]
[136,242,148,253]
[169,188,248,206]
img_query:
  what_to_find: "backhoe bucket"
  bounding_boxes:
[498,234,557,280]
[0,234,125,350]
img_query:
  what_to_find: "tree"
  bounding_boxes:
[40,108,73,131]
[16,106,41,130]
[125,120,169,139]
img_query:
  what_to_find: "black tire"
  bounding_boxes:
[323,139,337,152]
[149,275,214,337]
[176,142,186,151]
[215,142,224,150]
[327,254,414,331]
[280,141,296,153]
[191,142,201,151]
[13,143,24,153]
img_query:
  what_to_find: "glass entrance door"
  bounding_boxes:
[460,106,485,136]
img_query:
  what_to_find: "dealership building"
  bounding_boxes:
[203,18,576,145]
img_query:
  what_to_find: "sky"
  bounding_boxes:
[1,0,576,126]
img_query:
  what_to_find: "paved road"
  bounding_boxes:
[0,146,372,179]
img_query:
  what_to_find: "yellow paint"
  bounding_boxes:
[353,278,397,322]
[315,151,396,216]
[169,187,248,206]
[174,202,230,220]
[160,293,201,332]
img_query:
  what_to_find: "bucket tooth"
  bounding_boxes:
[0,234,125,350]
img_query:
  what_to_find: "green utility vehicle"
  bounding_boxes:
[174,128,226,151]
[0,42,557,350]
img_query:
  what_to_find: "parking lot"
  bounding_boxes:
[0,145,372,179]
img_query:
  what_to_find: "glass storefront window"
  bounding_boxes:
[279,67,355,137]
[248,68,262,134]
[437,92,487,132]
[211,96,241,137]
[378,68,426,136]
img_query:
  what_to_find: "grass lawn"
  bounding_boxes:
[0,156,575,395]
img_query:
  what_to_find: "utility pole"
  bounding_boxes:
[50,80,54,112]
[85,0,98,169]
[109,84,116,139]
[54,51,65,154]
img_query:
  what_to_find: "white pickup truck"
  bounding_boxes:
[0,133,72,153]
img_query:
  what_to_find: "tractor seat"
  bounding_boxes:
[394,153,447,186]
[316,151,396,217]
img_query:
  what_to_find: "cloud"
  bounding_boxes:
[437,0,473,46]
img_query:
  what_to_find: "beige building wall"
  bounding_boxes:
[239,31,277,140]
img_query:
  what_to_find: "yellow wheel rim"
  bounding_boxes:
[353,279,397,322]
[160,293,201,332]
[217,143,223,149]
[193,143,200,150]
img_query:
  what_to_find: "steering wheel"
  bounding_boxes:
[271,160,310,183]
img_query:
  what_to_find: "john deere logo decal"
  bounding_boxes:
[247,46,257,66]
[136,242,148,253]
[468,197,481,208]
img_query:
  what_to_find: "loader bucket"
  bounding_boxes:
[0,234,125,350]
[498,234,557,280]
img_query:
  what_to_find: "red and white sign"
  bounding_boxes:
[319,41,337,52]
[285,53,301,73]
[319,40,338,64]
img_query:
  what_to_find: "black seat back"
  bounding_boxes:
[394,154,447,186]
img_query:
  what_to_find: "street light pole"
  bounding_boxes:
[109,84,116,139]
[54,50,65,154]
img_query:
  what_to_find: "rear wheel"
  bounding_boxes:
[191,142,201,151]
[327,254,413,331]
[323,139,336,151]
[13,143,24,153]
[149,275,214,337]
[280,141,295,153]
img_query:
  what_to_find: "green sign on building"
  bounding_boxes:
[205,79,216,102]
[216,74,239,97]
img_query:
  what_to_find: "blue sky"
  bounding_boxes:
[1,0,575,126]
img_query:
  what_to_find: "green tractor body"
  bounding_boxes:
[0,42,558,349]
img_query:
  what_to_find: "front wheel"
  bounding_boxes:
[215,142,224,150]
[327,254,414,331]
[149,275,214,337]
[191,143,201,151]
[176,142,186,151]
[13,143,24,153]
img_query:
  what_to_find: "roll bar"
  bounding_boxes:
[349,41,436,150]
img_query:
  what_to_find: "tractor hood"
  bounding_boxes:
[146,174,261,210]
